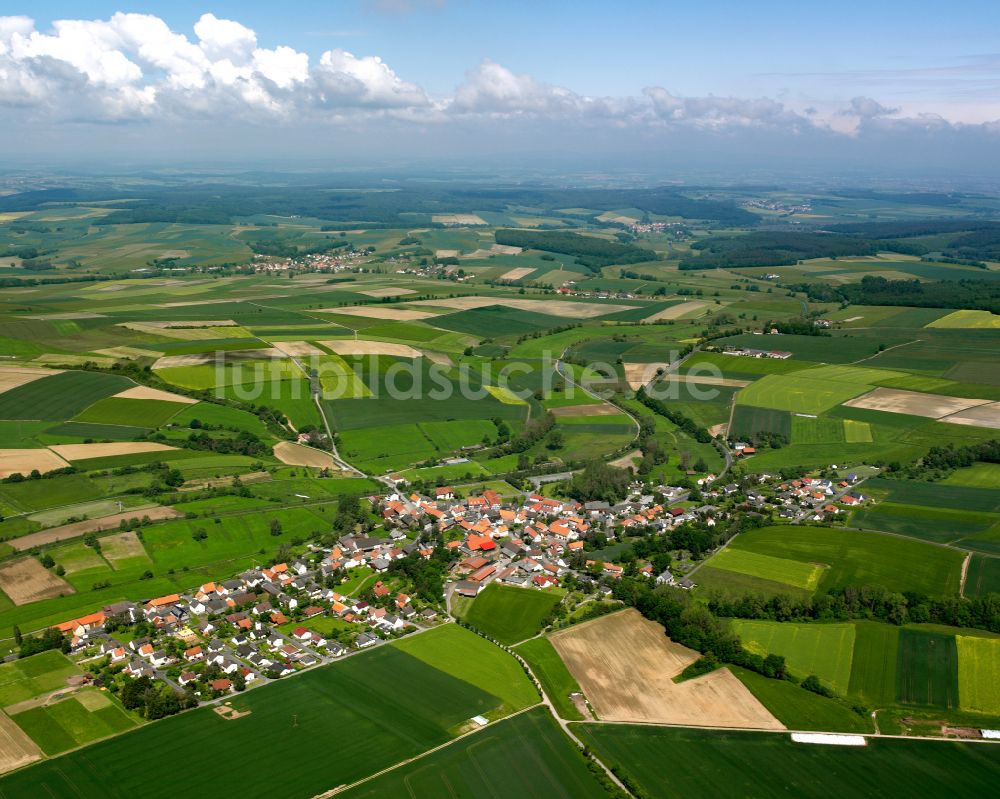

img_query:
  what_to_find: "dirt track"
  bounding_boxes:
[10,507,182,551]
[550,403,622,417]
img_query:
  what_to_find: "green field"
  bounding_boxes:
[956,635,1000,715]
[729,405,791,438]
[0,371,134,421]
[737,373,872,414]
[340,707,607,799]
[75,397,187,427]
[791,415,846,444]
[0,651,83,706]
[706,526,964,597]
[965,555,1000,596]
[864,477,1000,513]
[514,636,586,721]
[896,629,959,709]
[392,624,540,716]
[11,689,139,755]
[709,549,825,591]
[576,724,1000,798]
[732,666,872,733]
[851,502,998,547]
[0,643,505,797]
[943,462,1000,488]
[463,584,563,645]
[847,622,900,706]
[169,401,270,436]
[732,620,856,694]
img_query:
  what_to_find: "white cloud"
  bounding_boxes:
[313,49,428,108]
[0,9,996,154]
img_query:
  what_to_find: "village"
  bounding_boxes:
[44,467,869,712]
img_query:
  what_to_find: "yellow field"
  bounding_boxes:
[485,385,527,405]
[843,419,873,443]
[956,635,1000,714]
[927,310,1000,329]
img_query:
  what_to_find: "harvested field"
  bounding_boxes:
[646,301,708,321]
[0,449,70,479]
[112,386,196,404]
[357,287,415,298]
[99,531,149,563]
[420,350,454,367]
[940,402,1000,430]
[320,340,422,358]
[0,367,58,395]
[93,347,161,360]
[550,403,623,418]
[142,320,238,328]
[609,449,642,470]
[405,295,636,318]
[678,374,750,387]
[118,322,240,340]
[317,305,434,321]
[158,298,235,308]
[549,609,783,729]
[10,507,182,551]
[844,387,989,419]
[0,557,74,605]
[23,312,105,321]
[272,441,337,469]
[432,213,487,225]
[271,341,324,357]
[47,442,176,461]
[152,349,282,369]
[499,267,535,281]
[179,471,271,491]
[623,362,669,390]
[0,713,41,775]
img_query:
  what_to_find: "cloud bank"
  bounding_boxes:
[0,11,997,167]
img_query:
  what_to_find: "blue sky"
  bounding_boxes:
[22,0,1000,101]
[3,1,1000,171]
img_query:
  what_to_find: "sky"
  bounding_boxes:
[2,1,999,177]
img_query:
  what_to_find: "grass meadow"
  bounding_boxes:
[732,620,856,694]
[463,584,563,645]
[514,636,585,721]
[717,526,963,597]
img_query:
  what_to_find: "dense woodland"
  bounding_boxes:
[680,232,879,269]
[494,229,658,271]
[796,275,1000,313]
[0,183,753,227]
